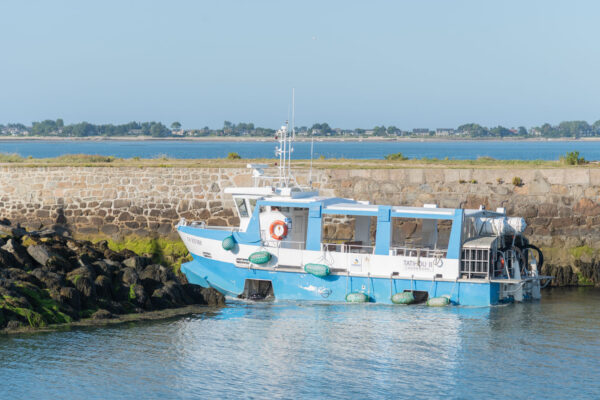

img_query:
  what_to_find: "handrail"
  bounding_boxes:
[177,218,239,232]
[321,243,374,254]
[263,240,306,250]
[391,246,447,258]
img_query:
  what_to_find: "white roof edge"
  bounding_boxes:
[224,187,274,195]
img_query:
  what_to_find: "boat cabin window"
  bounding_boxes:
[248,199,257,215]
[390,217,451,256]
[321,214,376,254]
[235,197,249,218]
[258,206,309,250]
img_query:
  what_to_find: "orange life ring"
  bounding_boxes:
[269,220,288,240]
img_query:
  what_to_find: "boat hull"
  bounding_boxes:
[181,254,501,306]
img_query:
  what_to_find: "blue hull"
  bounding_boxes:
[182,255,500,306]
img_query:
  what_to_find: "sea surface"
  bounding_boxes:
[0,139,596,160]
[1,287,599,399]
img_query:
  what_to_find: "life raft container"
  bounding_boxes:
[269,220,288,240]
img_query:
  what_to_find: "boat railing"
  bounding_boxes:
[391,246,447,258]
[262,240,306,250]
[176,218,239,232]
[322,243,374,254]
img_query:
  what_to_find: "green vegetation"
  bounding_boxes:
[129,285,136,301]
[512,176,523,186]
[102,236,192,275]
[1,153,599,170]
[3,117,600,138]
[227,152,242,160]
[1,283,72,328]
[577,273,595,286]
[569,245,594,259]
[561,151,586,165]
[0,153,25,162]
[384,152,408,161]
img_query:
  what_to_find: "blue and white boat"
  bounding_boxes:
[177,123,551,306]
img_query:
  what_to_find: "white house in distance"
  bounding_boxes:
[412,128,430,136]
[435,128,455,136]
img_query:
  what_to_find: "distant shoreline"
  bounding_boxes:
[1,136,599,143]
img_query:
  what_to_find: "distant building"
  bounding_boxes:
[412,129,430,136]
[171,129,185,136]
[435,128,454,136]
[530,128,542,136]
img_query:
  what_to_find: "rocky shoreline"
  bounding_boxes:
[0,220,224,333]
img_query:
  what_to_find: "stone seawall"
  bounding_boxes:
[1,166,599,285]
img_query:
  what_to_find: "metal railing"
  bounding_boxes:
[177,218,239,232]
[262,240,306,250]
[321,243,374,254]
[460,248,491,279]
[391,246,447,258]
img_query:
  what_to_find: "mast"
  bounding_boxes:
[274,90,298,188]
[289,88,295,182]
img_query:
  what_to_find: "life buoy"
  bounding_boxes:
[269,220,288,240]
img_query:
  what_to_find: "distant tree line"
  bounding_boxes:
[2,118,600,138]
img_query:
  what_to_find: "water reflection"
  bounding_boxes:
[1,289,599,399]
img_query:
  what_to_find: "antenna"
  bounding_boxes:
[309,128,314,188]
[289,88,295,181]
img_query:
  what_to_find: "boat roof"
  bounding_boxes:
[227,186,507,218]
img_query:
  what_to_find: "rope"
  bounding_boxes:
[345,270,350,296]
[448,278,458,302]
[429,276,437,297]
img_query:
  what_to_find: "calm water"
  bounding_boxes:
[0,140,596,160]
[1,288,599,399]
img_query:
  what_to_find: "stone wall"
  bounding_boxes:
[1,166,599,284]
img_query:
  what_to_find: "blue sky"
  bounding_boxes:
[1,0,599,129]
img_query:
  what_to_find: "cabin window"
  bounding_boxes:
[235,197,249,218]
[321,214,376,253]
[390,218,451,256]
[248,199,257,215]
[258,206,309,250]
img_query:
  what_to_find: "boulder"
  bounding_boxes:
[5,268,42,287]
[0,248,20,269]
[94,275,113,299]
[122,256,151,272]
[129,283,152,309]
[91,260,116,279]
[67,265,96,283]
[26,245,52,267]
[120,267,140,286]
[140,264,175,293]
[0,224,26,239]
[3,239,35,268]
[151,281,186,309]
[91,309,113,320]
[59,287,81,311]
[30,268,66,290]
[95,298,126,315]
[182,284,225,306]
[46,254,73,273]
[66,266,97,307]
